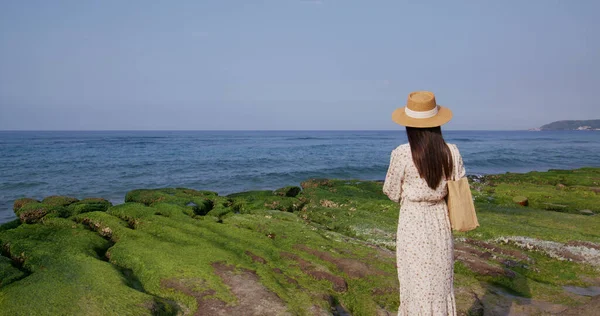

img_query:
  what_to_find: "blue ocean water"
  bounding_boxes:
[1,130,599,223]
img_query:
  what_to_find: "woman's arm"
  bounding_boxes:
[383,148,404,202]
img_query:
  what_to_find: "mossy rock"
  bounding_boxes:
[65,198,112,217]
[152,202,195,218]
[542,203,568,212]
[41,195,79,207]
[479,168,600,213]
[0,219,21,232]
[0,256,27,288]
[225,190,306,214]
[261,197,298,212]
[0,217,157,314]
[229,195,304,213]
[226,190,274,199]
[175,187,219,197]
[273,186,302,197]
[12,198,40,212]
[125,188,217,206]
[512,196,529,206]
[186,198,214,216]
[2,168,600,315]
[14,203,68,223]
[301,178,333,189]
[204,197,235,219]
[484,168,600,187]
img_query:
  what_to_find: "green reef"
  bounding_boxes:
[1,168,599,315]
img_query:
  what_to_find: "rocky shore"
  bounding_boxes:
[1,168,599,315]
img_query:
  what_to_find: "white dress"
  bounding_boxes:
[383,143,464,316]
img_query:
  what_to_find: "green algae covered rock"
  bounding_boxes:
[14,202,67,223]
[479,168,600,213]
[0,217,164,314]
[1,168,600,315]
[12,198,39,212]
[512,196,529,206]
[0,256,26,287]
[41,195,79,207]
[125,188,217,206]
[65,198,112,216]
[12,196,112,224]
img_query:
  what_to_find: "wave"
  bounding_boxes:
[0,181,48,190]
[509,137,558,141]
[449,138,478,142]
[252,164,389,180]
[467,157,531,168]
[284,137,324,141]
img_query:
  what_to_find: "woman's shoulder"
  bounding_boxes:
[445,143,464,162]
[392,143,411,154]
[390,144,411,162]
[446,143,461,152]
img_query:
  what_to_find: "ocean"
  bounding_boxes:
[1,130,599,223]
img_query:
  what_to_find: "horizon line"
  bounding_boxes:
[0,128,536,132]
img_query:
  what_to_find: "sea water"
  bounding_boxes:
[1,130,599,223]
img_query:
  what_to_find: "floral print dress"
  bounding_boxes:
[383,143,464,316]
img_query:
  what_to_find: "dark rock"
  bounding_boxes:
[273,186,302,197]
[468,293,484,316]
[579,210,594,216]
[502,259,520,268]
[467,175,485,184]
[191,199,214,216]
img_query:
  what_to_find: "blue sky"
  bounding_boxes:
[0,0,598,130]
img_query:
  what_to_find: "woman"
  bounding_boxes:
[383,91,464,315]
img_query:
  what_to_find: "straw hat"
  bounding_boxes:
[392,91,453,128]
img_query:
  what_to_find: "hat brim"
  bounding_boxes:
[392,105,453,128]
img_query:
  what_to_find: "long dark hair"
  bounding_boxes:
[406,126,453,190]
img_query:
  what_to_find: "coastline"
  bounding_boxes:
[1,165,596,225]
[1,167,599,314]
[2,130,600,224]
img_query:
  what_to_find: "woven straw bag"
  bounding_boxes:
[447,145,479,232]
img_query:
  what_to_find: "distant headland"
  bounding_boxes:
[529,119,600,131]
